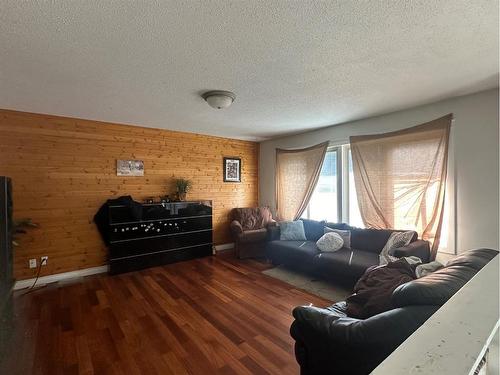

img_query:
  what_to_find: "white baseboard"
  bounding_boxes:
[14,265,109,290]
[14,245,234,290]
[214,243,234,251]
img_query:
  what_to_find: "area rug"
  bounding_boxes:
[262,265,351,302]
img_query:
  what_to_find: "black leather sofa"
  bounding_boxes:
[290,248,499,375]
[266,219,431,283]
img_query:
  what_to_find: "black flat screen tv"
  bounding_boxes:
[0,177,13,310]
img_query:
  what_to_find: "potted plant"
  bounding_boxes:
[174,178,192,201]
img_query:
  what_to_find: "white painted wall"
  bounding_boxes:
[259,89,499,253]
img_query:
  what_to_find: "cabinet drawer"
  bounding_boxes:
[109,229,213,259]
[109,244,212,274]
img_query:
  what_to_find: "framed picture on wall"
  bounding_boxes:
[116,160,144,176]
[223,157,241,182]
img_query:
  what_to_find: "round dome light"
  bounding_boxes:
[202,90,236,109]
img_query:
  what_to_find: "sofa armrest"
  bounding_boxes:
[267,225,280,241]
[291,305,343,341]
[291,304,438,374]
[390,240,430,263]
[230,220,243,237]
[266,219,277,228]
[291,304,437,347]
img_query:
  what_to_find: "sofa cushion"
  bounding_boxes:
[325,301,348,318]
[267,240,319,267]
[237,228,267,243]
[314,248,379,279]
[350,228,417,254]
[279,220,307,241]
[301,219,327,241]
[392,248,498,307]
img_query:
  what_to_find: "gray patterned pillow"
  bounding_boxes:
[324,227,351,249]
[379,231,415,265]
[279,220,307,241]
[316,232,344,252]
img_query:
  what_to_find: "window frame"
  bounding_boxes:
[302,145,345,223]
[341,145,351,224]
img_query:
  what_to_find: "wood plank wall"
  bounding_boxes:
[0,109,259,280]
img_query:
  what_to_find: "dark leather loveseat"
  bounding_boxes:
[266,219,430,283]
[290,248,499,375]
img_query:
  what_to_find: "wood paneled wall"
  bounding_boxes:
[0,110,259,280]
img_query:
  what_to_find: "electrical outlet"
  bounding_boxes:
[41,256,48,266]
[29,259,37,269]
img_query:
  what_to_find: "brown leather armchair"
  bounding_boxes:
[229,207,276,259]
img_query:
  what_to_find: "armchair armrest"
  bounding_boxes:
[266,219,277,228]
[390,240,430,263]
[267,225,280,241]
[230,220,243,237]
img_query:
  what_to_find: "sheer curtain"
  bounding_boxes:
[350,114,452,259]
[275,142,328,221]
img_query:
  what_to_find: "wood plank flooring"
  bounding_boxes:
[1,253,331,374]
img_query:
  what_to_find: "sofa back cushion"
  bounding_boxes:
[350,228,417,254]
[301,219,327,241]
[325,222,351,231]
[392,248,498,307]
[231,207,273,231]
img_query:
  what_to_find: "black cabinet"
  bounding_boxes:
[107,200,213,274]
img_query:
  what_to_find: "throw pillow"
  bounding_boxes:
[415,261,444,278]
[379,231,415,265]
[324,227,351,249]
[279,220,307,241]
[316,232,344,252]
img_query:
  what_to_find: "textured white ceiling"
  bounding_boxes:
[0,1,498,141]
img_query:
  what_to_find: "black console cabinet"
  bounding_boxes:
[107,200,213,274]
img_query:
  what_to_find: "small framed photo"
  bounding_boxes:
[117,160,144,176]
[223,157,241,182]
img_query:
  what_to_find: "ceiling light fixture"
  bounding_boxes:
[202,90,236,109]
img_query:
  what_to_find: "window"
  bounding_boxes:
[302,145,363,226]
[302,142,454,253]
[303,148,340,222]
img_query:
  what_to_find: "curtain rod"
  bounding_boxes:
[326,116,455,145]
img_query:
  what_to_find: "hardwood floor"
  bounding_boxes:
[1,253,331,374]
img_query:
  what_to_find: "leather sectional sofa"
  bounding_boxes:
[266,219,431,283]
[290,248,499,374]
